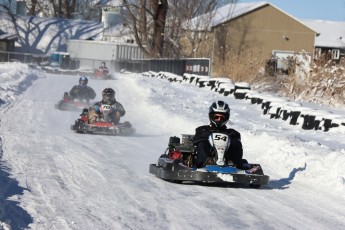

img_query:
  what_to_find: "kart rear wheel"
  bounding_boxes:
[249,184,261,189]
[164,179,182,184]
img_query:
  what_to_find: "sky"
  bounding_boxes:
[1,63,345,229]
[239,0,345,21]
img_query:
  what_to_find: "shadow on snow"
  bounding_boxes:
[268,163,307,190]
[0,138,33,230]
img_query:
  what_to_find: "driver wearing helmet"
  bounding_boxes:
[192,100,243,168]
[87,88,125,125]
[69,76,96,103]
[98,62,109,73]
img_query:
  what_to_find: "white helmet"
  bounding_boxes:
[208,100,230,128]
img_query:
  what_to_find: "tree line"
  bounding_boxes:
[6,0,236,58]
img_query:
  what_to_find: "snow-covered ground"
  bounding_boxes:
[1,62,345,230]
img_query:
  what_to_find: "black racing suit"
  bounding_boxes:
[69,85,96,103]
[192,124,243,168]
[98,66,109,76]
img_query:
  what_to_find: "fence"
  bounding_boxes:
[114,58,211,76]
[0,51,106,70]
[0,51,49,64]
[0,51,211,76]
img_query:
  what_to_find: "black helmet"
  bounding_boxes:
[209,100,230,128]
[101,62,106,66]
[79,76,88,87]
[102,88,115,104]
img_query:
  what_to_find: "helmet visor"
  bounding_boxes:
[102,94,115,103]
[103,94,110,100]
[213,113,226,122]
[80,80,87,86]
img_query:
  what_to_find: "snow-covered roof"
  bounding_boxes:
[103,24,135,43]
[14,16,104,54]
[300,19,345,49]
[0,30,17,41]
[93,0,122,7]
[187,1,268,31]
[0,11,17,41]
[187,1,316,33]
[92,0,122,6]
[212,1,269,27]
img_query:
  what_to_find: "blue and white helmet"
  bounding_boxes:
[209,100,230,128]
[79,76,88,87]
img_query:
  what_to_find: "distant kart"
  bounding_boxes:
[71,106,135,136]
[93,69,111,80]
[149,134,270,188]
[55,92,91,111]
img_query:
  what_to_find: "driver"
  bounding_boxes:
[98,62,109,73]
[69,76,96,103]
[192,100,243,168]
[87,88,125,124]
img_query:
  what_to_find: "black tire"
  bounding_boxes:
[249,184,261,189]
[163,179,182,184]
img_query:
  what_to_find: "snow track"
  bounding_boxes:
[1,72,345,229]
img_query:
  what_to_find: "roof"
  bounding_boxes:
[14,15,104,54]
[93,0,122,7]
[0,11,18,41]
[212,1,269,27]
[187,1,316,33]
[0,29,17,41]
[103,24,135,43]
[300,19,345,49]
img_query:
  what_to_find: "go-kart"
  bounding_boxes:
[93,68,111,80]
[149,134,269,188]
[71,105,135,136]
[55,92,91,111]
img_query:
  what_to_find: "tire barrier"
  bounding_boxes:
[141,71,345,132]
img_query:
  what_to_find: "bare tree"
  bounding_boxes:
[164,0,217,58]
[121,0,218,58]
[26,0,77,18]
[122,0,168,58]
[28,0,38,15]
[212,1,237,64]
[75,0,100,20]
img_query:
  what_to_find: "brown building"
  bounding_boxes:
[185,2,317,78]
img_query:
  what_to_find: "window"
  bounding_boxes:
[332,49,340,59]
